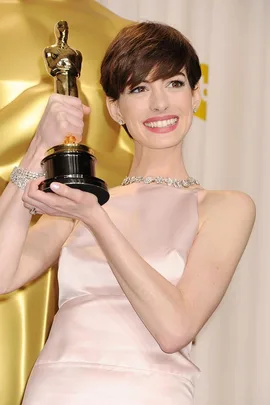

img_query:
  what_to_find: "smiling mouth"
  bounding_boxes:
[144,118,178,128]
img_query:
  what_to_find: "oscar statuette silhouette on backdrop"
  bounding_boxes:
[40,20,109,205]
[0,3,132,404]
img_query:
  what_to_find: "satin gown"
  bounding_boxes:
[22,182,201,405]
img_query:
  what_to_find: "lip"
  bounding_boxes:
[143,115,179,134]
[143,115,179,124]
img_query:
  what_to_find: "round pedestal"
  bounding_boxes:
[39,143,109,205]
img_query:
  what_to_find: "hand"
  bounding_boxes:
[22,178,102,224]
[35,94,90,150]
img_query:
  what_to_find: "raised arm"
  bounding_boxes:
[44,47,64,76]
[0,94,90,294]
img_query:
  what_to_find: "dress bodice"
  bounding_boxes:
[36,183,201,386]
[59,183,199,304]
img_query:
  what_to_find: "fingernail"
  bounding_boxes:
[51,183,60,190]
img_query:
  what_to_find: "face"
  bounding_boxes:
[56,22,68,37]
[107,69,201,149]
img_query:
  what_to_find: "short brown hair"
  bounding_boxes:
[100,21,201,100]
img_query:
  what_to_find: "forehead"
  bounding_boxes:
[57,22,68,28]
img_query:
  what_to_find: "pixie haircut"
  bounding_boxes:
[100,22,201,101]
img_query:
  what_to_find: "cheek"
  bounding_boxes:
[173,95,193,132]
[180,106,193,128]
[175,93,193,115]
[121,101,145,126]
[118,103,143,139]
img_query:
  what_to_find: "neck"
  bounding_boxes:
[57,32,68,48]
[128,142,189,179]
[58,39,66,47]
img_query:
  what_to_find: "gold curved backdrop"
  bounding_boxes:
[0,1,133,404]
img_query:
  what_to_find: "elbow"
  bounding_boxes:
[159,338,191,354]
[158,324,194,354]
[160,335,193,354]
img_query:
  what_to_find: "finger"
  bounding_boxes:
[57,111,84,129]
[24,190,72,216]
[82,104,91,115]
[23,197,46,213]
[50,182,83,202]
[50,101,84,121]
[23,203,43,215]
[58,105,84,120]
[24,203,36,210]
[49,93,83,109]
[24,178,59,207]
[23,176,45,197]
[23,194,53,213]
[27,180,79,212]
[59,121,83,139]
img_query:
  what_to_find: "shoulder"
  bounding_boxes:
[196,189,256,230]
[198,188,255,211]
[44,45,54,52]
[44,46,55,56]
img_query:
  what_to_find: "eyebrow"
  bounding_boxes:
[143,72,186,83]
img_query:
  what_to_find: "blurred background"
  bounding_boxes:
[0,1,269,404]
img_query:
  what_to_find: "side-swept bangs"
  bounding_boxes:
[100,22,201,100]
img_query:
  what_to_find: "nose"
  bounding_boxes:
[149,87,169,113]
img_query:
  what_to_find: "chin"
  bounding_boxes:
[140,136,183,150]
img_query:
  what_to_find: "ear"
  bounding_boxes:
[192,82,201,111]
[106,97,124,124]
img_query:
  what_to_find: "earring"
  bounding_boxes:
[193,107,197,113]
[118,119,125,125]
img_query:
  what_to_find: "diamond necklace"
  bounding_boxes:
[121,175,200,188]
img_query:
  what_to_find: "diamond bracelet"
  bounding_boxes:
[10,166,44,190]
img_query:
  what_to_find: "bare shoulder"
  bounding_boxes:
[196,188,256,229]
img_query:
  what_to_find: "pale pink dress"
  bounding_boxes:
[22,183,201,404]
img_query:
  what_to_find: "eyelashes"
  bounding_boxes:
[128,79,185,94]
[129,86,146,94]
[168,80,185,88]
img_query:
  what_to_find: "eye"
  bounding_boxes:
[167,80,185,88]
[129,85,147,94]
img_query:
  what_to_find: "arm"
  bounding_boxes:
[44,48,58,76]
[0,136,48,293]
[0,94,89,294]
[5,214,75,293]
[75,51,82,77]
[44,47,64,76]
[27,185,255,353]
[86,190,256,353]
[0,139,74,294]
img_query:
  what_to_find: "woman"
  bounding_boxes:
[0,22,255,404]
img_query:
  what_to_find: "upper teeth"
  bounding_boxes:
[144,118,178,128]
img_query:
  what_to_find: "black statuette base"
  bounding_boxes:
[38,144,110,206]
[39,175,109,206]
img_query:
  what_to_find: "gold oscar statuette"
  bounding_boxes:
[39,20,109,205]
